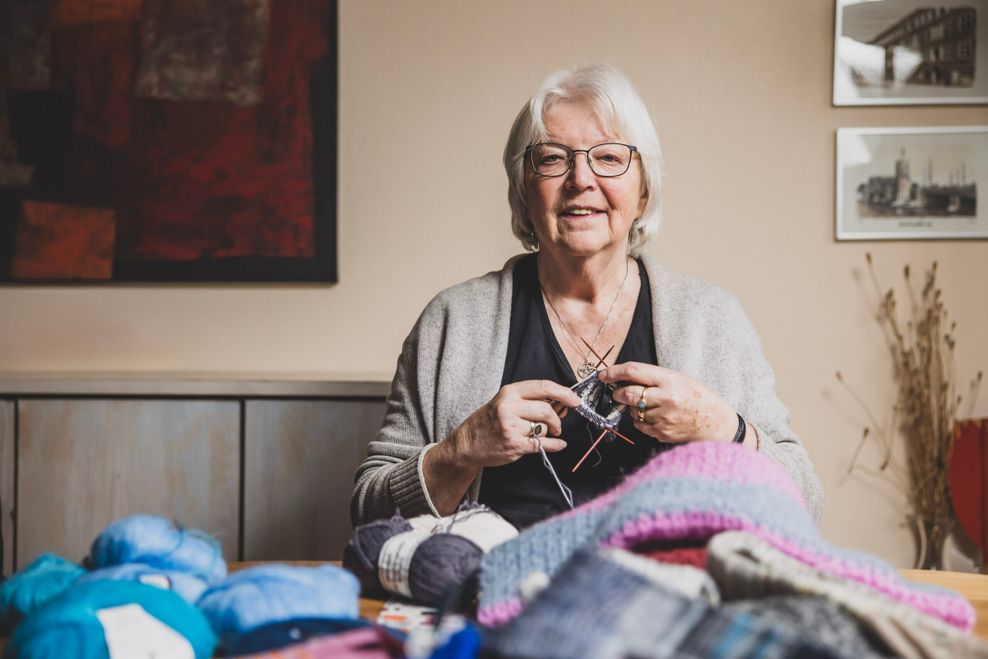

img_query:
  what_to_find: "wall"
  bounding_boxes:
[1,0,986,566]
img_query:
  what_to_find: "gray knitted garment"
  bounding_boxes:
[350,254,823,525]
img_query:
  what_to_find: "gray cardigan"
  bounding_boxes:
[351,254,824,525]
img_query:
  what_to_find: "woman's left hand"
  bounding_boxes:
[598,362,738,444]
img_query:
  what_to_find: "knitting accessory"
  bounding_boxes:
[571,370,625,431]
[527,422,546,439]
[533,437,574,510]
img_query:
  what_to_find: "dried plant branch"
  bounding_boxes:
[844,255,979,566]
[964,372,984,419]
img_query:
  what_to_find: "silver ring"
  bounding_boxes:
[528,421,545,439]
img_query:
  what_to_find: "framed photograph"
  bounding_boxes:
[834,0,988,105]
[0,0,338,284]
[836,126,987,240]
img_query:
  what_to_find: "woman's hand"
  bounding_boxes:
[424,379,581,515]
[598,362,738,444]
[447,380,583,468]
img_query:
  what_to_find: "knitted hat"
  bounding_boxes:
[477,441,975,631]
[707,531,988,658]
[481,546,845,659]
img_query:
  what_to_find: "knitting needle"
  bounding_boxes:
[577,339,635,445]
[572,428,609,472]
[580,338,614,369]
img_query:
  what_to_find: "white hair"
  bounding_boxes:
[503,64,664,257]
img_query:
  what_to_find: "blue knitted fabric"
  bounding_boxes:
[481,547,846,659]
[477,441,974,630]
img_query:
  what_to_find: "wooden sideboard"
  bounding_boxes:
[0,375,389,574]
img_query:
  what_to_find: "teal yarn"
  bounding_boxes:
[88,515,227,585]
[196,564,360,645]
[6,580,217,659]
[76,564,208,605]
[0,554,85,631]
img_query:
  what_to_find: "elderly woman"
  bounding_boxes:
[351,65,822,529]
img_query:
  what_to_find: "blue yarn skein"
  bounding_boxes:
[7,580,217,659]
[0,554,85,631]
[88,515,227,585]
[77,564,208,605]
[196,564,360,645]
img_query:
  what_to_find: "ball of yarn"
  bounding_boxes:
[196,564,360,646]
[343,515,413,596]
[77,564,208,605]
[7,580,217,659]
[88,515,227,584]
[407,534,483,606]
[409,506,518,552]
[0,554,85,631]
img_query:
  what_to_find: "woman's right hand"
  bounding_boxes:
[447,380,582,468]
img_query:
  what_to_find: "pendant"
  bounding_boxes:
[576,360,597,379]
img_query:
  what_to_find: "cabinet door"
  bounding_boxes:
[0,400,13,576]
[244,399,385,560]
[16,399,240,568]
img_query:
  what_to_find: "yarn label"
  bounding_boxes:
[96,604,195,659]
[138,574,171,590]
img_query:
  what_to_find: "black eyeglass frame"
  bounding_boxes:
[524,142,639,178]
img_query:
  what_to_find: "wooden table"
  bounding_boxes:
[901,569,988,639]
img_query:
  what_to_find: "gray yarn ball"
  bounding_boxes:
[343,516,412,597]
[408,534,483,607]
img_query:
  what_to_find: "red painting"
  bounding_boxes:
[0,0,338,283]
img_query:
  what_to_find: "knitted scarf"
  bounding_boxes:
[477,441,974,631]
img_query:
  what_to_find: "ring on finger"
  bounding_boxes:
[637,387,648,422]
[527,421,546,439]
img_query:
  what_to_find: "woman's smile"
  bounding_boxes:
[558,205,606,221]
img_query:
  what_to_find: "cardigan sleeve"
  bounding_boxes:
[722,292,825,522]
[350,300,443,526]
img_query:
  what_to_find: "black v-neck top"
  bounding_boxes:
[477,253,664,529]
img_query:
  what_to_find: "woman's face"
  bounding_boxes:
[525,101,646,260]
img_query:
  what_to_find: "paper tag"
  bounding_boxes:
[376,599,438,633]
[96,604,195,659]
[138,574,172,590]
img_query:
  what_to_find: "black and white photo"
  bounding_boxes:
[837,126,987,239]
[834,0,988,105]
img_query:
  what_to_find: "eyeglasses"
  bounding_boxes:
[525,142,638,178]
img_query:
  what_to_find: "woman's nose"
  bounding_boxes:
[566,152,596,188]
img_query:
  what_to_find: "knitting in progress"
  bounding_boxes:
[477,441,975,631]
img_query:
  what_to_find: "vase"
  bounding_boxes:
[913,510,983,572]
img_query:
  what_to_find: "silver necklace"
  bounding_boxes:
[541,259,630,379]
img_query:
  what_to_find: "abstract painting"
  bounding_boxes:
[0,0,338,282]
